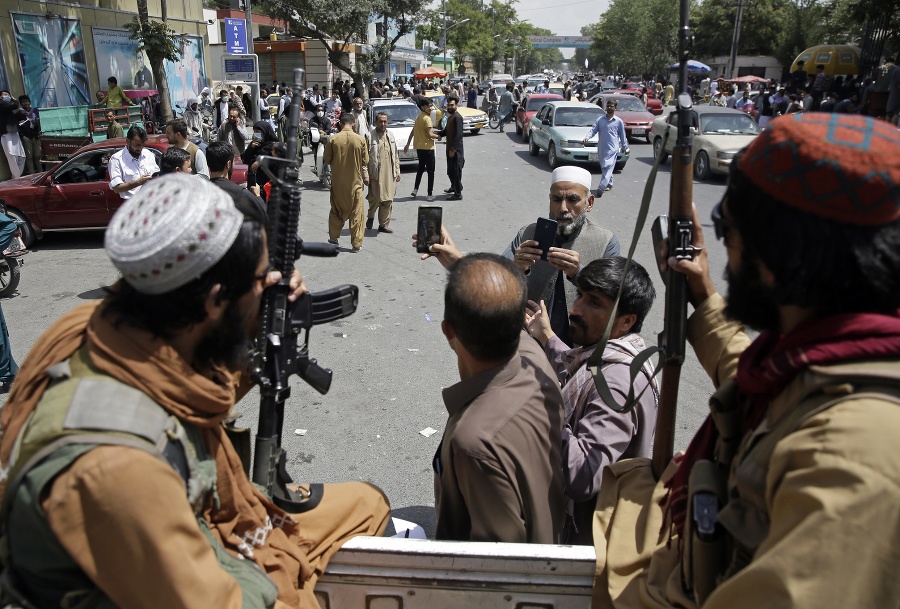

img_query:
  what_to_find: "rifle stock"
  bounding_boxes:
[653,0,694,480]
[250,68,359,511]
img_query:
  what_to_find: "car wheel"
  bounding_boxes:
[694,151,711,180]
[0,257,19,298]
[469,128,481,135]
[548,142,560,168]
[529,135,540,157]
[5,208,35,248]
[653,137,669,164]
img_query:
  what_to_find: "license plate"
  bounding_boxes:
[632,128,645,135]
[473,122,485,128]
[589,152,598,162]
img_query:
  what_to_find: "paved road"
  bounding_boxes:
[1,124,730,536]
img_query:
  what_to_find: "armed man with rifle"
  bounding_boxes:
[0,71,389,609]
[591,113,900,607]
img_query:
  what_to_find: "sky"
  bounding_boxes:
[514,0,609,59]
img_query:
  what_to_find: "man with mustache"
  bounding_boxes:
[593,113,900,608]
[525,256,658,545]
[504,166,620,346]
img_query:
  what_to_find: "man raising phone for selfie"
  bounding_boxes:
[503,167,621,346]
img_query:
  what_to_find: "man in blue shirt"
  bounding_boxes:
[583,99,628,195]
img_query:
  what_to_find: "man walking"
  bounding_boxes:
[217,109,247,157]
[504,167,620,346]
[404,98,438,202]
[351,97,369,143]
[0,174,390,609]
[436,96,464,200]
[325,113,369,252]
[466,82,477,109]
[17,95,40,175]
[108,125,159,200]
[498,82,515,132]
[166,118,209,179]
[366,112,401,234]
[583,99,629,195]
[525,256,658,544]
[593,113,900,609]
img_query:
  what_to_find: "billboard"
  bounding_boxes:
[527,36,592,49]
[92,28,207,110]
[12,13,90,107]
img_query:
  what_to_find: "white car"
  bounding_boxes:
[649,106,761,180]
[366,98,420,166]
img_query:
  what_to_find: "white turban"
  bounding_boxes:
[550,166,592,191]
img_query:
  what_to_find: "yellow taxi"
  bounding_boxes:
[424,90,489,135]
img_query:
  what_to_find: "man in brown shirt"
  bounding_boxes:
[433,252,566,543]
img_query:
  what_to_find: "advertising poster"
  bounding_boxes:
[165,35,207,110]
[12,13,90,107]
[92,28,154,89]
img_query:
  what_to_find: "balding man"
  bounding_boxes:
[504,166,620,346]
[433,253,566,544]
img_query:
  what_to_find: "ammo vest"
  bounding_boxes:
[0,348,278,609]
[683,362,900,605]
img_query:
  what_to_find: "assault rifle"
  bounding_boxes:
[251,68,359,511]
[651,0,698,479]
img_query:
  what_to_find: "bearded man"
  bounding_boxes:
[0,175,389,609]
[503,166,621,346]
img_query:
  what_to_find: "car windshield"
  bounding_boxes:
[428,94,446,108]
[377,104,420,126]
[527,79,545,87]
[613,97,646,111]
[554,107,603,127]
[527,98,551,111]
[699,113,761,135]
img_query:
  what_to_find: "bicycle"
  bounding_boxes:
[487,101,500,130]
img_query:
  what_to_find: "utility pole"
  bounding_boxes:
[442,0,448,73]
[727,0,744,79]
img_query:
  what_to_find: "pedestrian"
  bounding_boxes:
[258,88,274,133]
[0,209,18,392]
[340,83,353,112]
[583,99,629,195]
[107,125,159,200]
[498,82,515,132]
[240,120,278,190]
[239,86,254,123]
[593,112,900,609]
[435,96,464,200]
[0,91,25,179]
[206,140,266,218]
[663,81,675,106]
[324,113,369,252]
[104,76,136,108]
[466,82,477,109]
[789,59,809,93]
[17,95,40,175]
[157,146,192,175]
[214,90,230,129]
[309,104,334,171]
[351,97,369,143]
[504,166,620,346]
[365,112,401,234]
[105,109,124,140]
[0,174,390,609]
[217,109,247,157]
[324,90,342,114]
[404,98,438,202]
[166,118,209,179]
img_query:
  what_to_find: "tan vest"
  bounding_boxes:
[184,141,200,175]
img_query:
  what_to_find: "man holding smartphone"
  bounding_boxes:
[108,125,159,201]
[503,166,620,346]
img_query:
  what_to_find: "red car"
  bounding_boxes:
[586,93,657,143]
[0,136,249,247]
[515,93,565,142]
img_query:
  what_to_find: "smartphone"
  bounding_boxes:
[533,217,558,261]
[417,206,443,254]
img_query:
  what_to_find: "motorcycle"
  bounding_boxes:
[0,208,27,298]
[310,127,332,189]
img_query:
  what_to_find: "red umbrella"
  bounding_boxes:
[414,67,449,79]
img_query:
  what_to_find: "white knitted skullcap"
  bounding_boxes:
[105,174,244,295]
[551,166,593,191]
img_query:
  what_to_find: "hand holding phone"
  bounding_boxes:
[416,206,443,254]
[533,217,558,261]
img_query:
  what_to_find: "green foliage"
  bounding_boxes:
[124,17,184,63]
[589,0,680,76]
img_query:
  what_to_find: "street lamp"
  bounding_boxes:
[440,6,469,73]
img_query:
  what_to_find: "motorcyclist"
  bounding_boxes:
[183,98,204,140]
[309,103,333,166]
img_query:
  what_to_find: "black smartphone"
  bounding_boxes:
[416,206,443,254]
[533,217,558,260]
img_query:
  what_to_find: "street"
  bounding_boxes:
[1,124,731,536]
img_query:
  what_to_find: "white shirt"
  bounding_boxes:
[108,147,159,200]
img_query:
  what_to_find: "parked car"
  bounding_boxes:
[0,136,249,247]
[527,101,630,171]
[648,106,761,180]
[425,91,489,134]
[586,92,655,143]
[515,93,565,141]
[366,98,421,166]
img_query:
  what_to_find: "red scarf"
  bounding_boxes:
[665,311,900,538]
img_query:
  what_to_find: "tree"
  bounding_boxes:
[261,0,429,101]
[589,0,680,77]
[125,0,181,122]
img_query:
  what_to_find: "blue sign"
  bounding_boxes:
[225,18,249,54]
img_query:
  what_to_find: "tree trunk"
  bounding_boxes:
[137,0,175,123]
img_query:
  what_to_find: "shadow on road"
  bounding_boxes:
[30,231,106,252]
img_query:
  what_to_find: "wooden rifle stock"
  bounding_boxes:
[653,0,694,480]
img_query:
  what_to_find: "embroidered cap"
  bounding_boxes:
[736,113,900,226]
[105,174,244,295]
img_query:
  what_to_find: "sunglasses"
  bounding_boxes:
[711,201,733,244]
